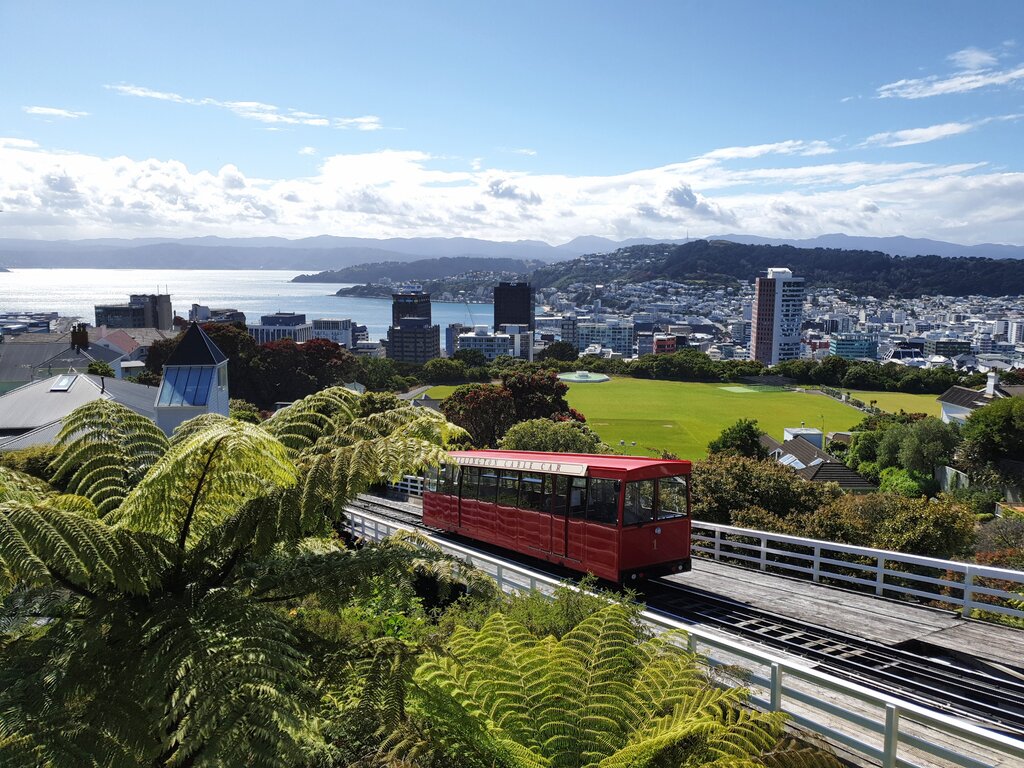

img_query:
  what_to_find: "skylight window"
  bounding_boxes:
[50,374,78,392]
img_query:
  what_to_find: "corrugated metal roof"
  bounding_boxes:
[0,374,157,435]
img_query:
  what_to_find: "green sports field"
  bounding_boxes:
[837,389,942,417]
[427,378,869,459]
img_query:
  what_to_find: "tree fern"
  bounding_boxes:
[389,604,839,768]
[0,390,486,768]
[109,418,297,550]
[49,399,169,516]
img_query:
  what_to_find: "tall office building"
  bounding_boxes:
[384,289,439,364]
[750,267,805,366]
[493,282,535,331]
[95,294,173,330]
[392,287,432,328]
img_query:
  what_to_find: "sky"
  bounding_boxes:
[2,1,1024,245]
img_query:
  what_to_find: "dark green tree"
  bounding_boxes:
[86,360,116,377]
[499,418,608,453]
[422,357,468,384]
[441,384,517,447]
[706,418,768,459]
[536,340,579,362]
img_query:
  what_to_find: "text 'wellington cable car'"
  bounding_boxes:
[422,450,692,583]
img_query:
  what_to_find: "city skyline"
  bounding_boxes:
[3,2,1024,244]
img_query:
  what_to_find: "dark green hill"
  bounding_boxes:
[531,240,1024,297]
[293,256,538,283]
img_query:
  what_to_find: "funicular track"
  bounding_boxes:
[347,494,1024,739]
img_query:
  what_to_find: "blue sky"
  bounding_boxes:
[2,1,1024,243]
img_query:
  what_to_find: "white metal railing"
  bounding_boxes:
[692,522,1024,621]
[345,505,1024,768]
[386,474,425,497]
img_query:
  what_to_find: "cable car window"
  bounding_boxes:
[424,466,439,493]
[624,480,655,525]
[479,471,499,503]
[568,477,587,519]
[587,478,620,526]
[443,464,460,495]
[550,475,568,516]
[497,471,520,506]
[461,467,480,500]
[520,473,546,512]
[658,476,688,519]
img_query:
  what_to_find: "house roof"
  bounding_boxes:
[937,383,1022,411]
[164,323,227,366]
[760,433,875,491]
[0,375,102,432]
[797,461,878,491]
[0,374,158,443]
[96,329,141,355]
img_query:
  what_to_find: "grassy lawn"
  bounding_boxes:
[835,388,942,417]
[427,378,867,459]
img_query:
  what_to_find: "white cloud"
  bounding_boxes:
[510,147,537,156]
[862,121,977,148]
[2,138,1024,245]
[861,115,1022,148]
[23,106,89,119]
[878,52,1024,98]
[698,139,834,160]
[948,46,999,71]
[0,137,40,148]
[299,146,317,156]
[105,83,383,129]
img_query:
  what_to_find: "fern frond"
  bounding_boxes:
[50,399,169,515]
[264,387,360,454]
[109,419,297,550]
[0,501,173,595]
[0,465,54,503]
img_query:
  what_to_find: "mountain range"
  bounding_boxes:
[0,233,1021,270]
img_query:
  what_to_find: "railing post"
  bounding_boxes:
[876,556,886,596]
[963,565,975,619]
[759,535,768,572]
[883,703,899,768]
[770,662,782,711]
[812,543,821,583]
[687,633,698,654]
[714,529,722,561]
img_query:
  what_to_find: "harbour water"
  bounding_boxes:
[0,269,491,341]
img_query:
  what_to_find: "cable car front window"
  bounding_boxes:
[657,476,689,519]
[624,480,655,525]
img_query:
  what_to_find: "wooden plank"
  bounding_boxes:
[917,623,1024,669]
[674,560,963,645]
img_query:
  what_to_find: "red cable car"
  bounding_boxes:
[422,450,692,583]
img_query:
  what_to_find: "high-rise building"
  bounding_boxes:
[385,290,439,364]
[445,323,473,356]
[392,288,432,327]
[493,282,535,331]
[95,294,173,330]
[750,267,805,366]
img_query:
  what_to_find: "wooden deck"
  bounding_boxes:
[669,558,1024,668]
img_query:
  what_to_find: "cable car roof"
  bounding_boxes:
[449,450,691,479]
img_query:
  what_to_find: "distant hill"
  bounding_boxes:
[532,240,1024,297]
[293,256,541,283]
[0,232,1021,270]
